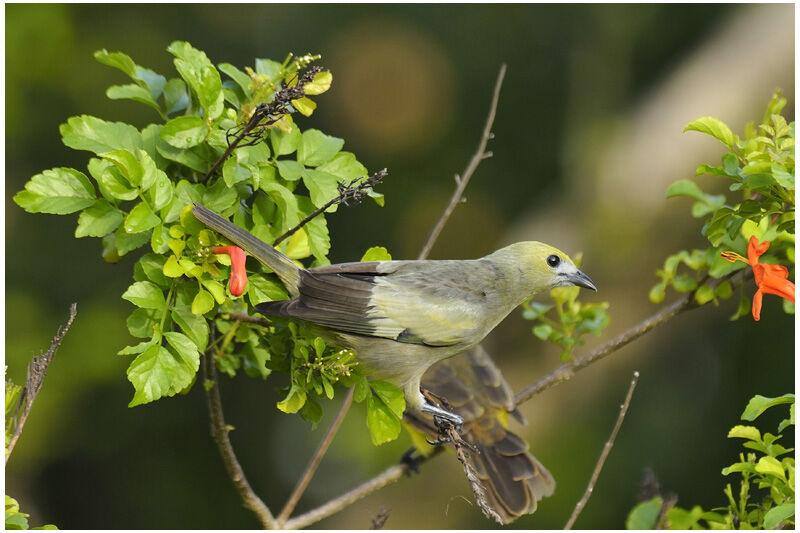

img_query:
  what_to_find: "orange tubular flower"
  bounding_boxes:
[722,236,795,321]
[213,246,248,297]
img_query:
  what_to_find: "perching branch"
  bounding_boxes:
[277,388,355,525]
[417,63,506,260]
[201,65,323,184]
[564,371,640,529]
[203,323,277,529]
[6,303,77,464]
[515,271,747,405]
[446,425,503,524]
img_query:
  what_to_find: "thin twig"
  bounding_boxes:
[203,323,277,529]
[446,425,503,524]
[417,63,507,260]
[564,371,640,529]
[283,449,444,531]
[369,506,391,529]
[273,169,388,246]
[218,312,272,328]
[6,303,78,463]
[201,66,323,184]
[277,388,355,525]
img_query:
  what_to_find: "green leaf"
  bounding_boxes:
[361,246,392,262]
[247,276,289,306]
[626,496,662,530]
[299,398,323,428]
[763,503,795,530]
[302,169,340,209]
[164,332,200,375]
[75,199,124,238]
[741,394,795,421]
[666,179,707,202]
[317,151,368,181]
[89,159,138,201]
[297,197,330,263]
[297,129,344,167]
[106,84,162,115]
[755,456,785,479]
[722,152,740,176]
[191,289,215,315]
[162,78,189,115]
[261,180,300,230]
[276,384,307,414]
[275,159,305,181]
[218,63,253,99]
[370,380,405,418]
[160,116,208,149]
[126,307,159,338]
[533,324,553,340]
[124,202,161,233]
[202,279,227,304]
[122,281,166,309]
[202,178,240,215]
[60,115,142,155]
[366,394,402,446]
[135,254,169,287]
[728,425,761,442]
[715,280,733,300]
[354,377,370,403]
[171,307,209,351]
[292,97,317,117]
[223,154,253,187]
[127,344,194,407]
[94,49,166,99]
[743,173,777,190]
[684,116,737,147]
[694,285,715,305]
[149,172,174,211]
[115,225,152,256]
[14,167,96,214]
[270,124,301,156]
[303,71,333,95]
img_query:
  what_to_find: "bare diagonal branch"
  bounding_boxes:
[6,303,77,464]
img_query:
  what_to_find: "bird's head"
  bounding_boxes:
[494,242,597,294]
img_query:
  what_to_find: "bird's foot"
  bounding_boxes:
[420,401,464,445]
[399,447,423,476]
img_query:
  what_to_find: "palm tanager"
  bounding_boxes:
[192,203,596,429]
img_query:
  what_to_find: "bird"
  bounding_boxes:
[191,203,596,430]
[404,345,555,523]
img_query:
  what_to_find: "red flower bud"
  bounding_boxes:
[213,246,248,296]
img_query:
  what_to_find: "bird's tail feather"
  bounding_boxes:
[192,203,300,295]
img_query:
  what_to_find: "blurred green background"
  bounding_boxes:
[5,4,794,529]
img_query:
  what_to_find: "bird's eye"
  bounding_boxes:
[547,255,560,268]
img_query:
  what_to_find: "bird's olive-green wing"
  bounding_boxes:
[256,260,485,346]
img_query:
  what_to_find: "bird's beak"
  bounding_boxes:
[568,269,597,291]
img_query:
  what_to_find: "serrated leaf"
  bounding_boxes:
[276,384,306,414]
[115,225,151,256]
[684,116,736,147]
[14,167,96,214]
[275,159,305,181]
[122,281,166,309]
[317,151,368,181]
[361,246,392,262]
[127,344,194,407]
[171,307,209,351]
[164,331,200,373]
[366,394,402,446]
[191,289,215,315]
[124,202,161,233]
[261,180,300,230]
[354,377,370,403]
[302,169,340,209]
[161,116,208,149]
[75,199,124,238]
[218,63,253,99]
[728,425,761,442]
[60,115,142,155]
[755,456,785,479]
[741,394,795,421]
[107,83,162,115]
[270,124,301,156]
[370,380,405,418]
[763,503,795,530]
[297,129,344,167]
[247,276,289,306]
[89,158,138,201]
[127,307,159,338]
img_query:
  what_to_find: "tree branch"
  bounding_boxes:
[515,271,747,405]
[6,303,77,464]
[277,387,355,525]
[564,371,640,529]
[417,63,507,260]
[203,323,277,529]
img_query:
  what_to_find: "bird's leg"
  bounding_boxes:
[399,447,423,476]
